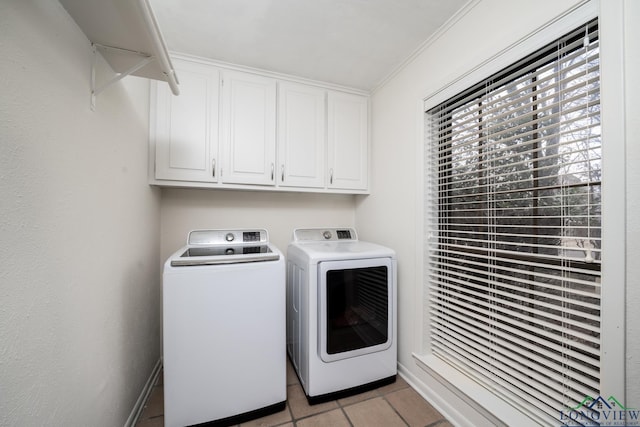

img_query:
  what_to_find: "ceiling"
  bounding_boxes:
[149,0,469,91]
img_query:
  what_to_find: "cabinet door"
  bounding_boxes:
[327,91,369,191]
[278,82,326,188]
[221,70,277,185]
[154,59,219,182]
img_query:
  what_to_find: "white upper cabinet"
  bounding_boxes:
[278,82,326,188]
[221,70,277,186]
[150,56,369,194]
[327,91,369,191]
[153,59,219,182]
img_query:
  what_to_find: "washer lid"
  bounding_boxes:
[170,245,279,266]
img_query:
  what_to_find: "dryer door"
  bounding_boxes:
[318,257,393,362]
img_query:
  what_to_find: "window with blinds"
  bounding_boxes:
[424,19,600,425]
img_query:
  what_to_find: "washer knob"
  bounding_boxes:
[322,230,332,240]
[225,233,235,242]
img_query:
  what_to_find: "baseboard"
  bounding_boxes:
[397,360,502,427]
[124,358,162,427]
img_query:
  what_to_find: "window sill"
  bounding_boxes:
[412,353,541,427]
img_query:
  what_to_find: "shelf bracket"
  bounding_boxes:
[90,43,155,111]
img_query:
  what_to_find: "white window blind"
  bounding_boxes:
[425,19,600,426]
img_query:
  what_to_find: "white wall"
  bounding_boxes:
[160,189,356,262]
[359,0,639,423]
[0,1,161,426]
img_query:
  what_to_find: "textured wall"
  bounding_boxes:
[0,1,161,425]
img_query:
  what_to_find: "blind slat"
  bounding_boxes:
[430,251,600,291]
[429,278,601,344]
[430,342,595,427]
[430,323,599,394]
[430,308,600,383]
[430,343,592,426]
[439,79,600,148]
[429,264,600,311]
[432,241,601,266]
[429,294,600,366]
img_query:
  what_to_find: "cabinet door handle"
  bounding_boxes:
[329,168,334,185]
[271,163,274,181]
[212,159,216,178]
[281,165,285,182]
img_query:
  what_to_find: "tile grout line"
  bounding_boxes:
[339,405,356,427]
[380,386,448,427]
[286,400,294,426]
[379,392,411,427]
[333,383,413,427]
[335,399,355,427]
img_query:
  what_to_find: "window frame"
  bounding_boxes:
[413,1,625,424]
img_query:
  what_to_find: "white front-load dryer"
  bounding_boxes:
[286,228,397,403]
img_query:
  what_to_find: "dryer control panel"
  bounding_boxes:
[292,228,358,242]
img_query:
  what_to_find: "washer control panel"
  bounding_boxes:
[242,231,261,242]
[188,229,269,246]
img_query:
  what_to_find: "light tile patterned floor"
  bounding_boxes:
[135,360,453,427]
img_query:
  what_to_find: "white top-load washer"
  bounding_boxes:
[287,227,397,403]
[163,229,285,427]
